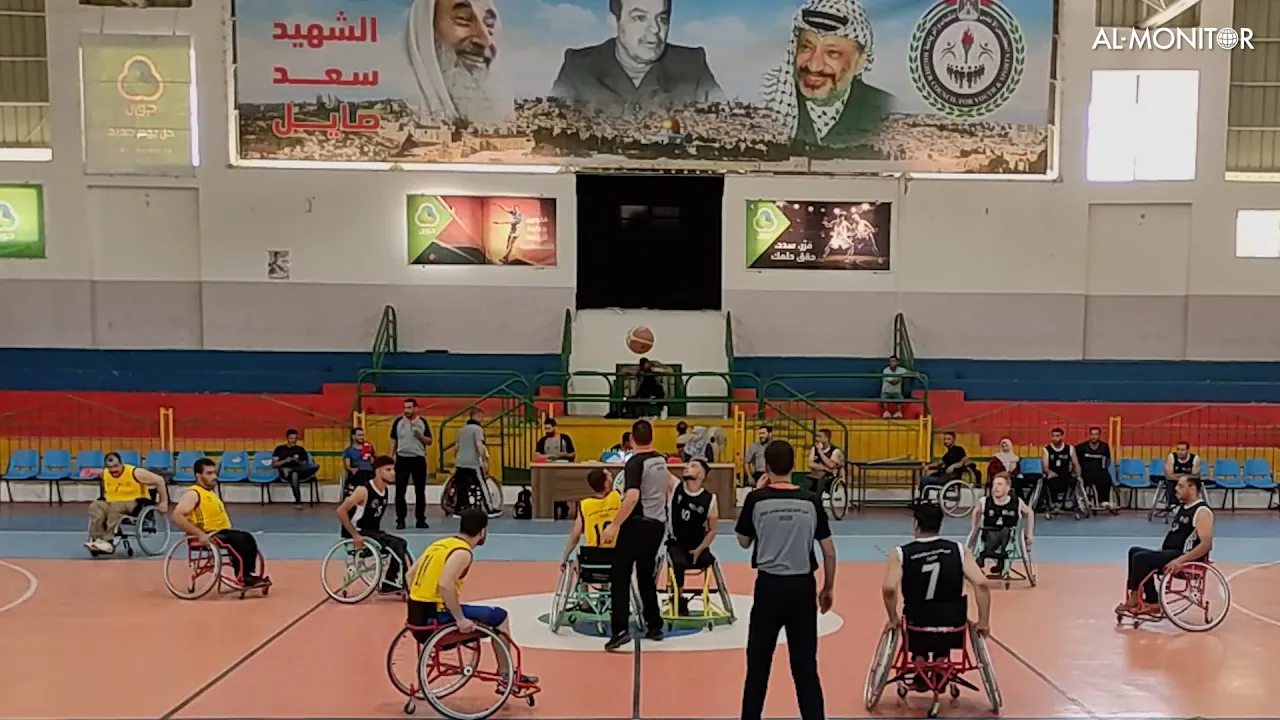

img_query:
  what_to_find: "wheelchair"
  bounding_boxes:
[549,550,642,635]
[163,535,271,600]
[321,536,408,603]
[654,546,736,629]
[968,526,1036,589]
[864,621,1002,718]
[1027,474,1093,520]
[1115,560,1230,632]
[386,620,539,719]
[440,473,503,517]
[920,466,981,519]
[95,496,172,557]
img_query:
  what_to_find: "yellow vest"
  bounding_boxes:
[408,536,471,604]
[103,465,147,503]
[580,491,621,548]
[185,485,231,532]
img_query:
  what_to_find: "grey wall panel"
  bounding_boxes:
[1083,295,1187,359]
[897,293,1088,359]
[1186,295,1280,360]
[92,281,203,348]
[724,289,898,356]
[0,280,94,347]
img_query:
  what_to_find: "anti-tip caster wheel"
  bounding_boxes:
[126,546,134,558]
[950,685,961,699]
[1115,614,1123,626]
[403,700,416,715]
[526,695,536,707]
[928,699,941,718]
[897,684,909,698]
[1004,580,1011,590]
[262,585,270,596]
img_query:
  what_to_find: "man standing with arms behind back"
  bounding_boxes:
[736,440,836,720]
[601,418,675,650]
[392,398,433,530]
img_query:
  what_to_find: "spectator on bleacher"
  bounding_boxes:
[681,426,717,464]
[806,428,843,494]
[391,398,433,530]
[1076,427,1114,511]
[988,439,1019,481]
[609,431,633,454]
[622,357,670,418]
[675,421,692,454]
[535,418,576,461]
[880,355,907,418]
[744,425,774,484]
[273,429,319,510]
[85,452,168,554]
[922,431,967,489]
[343,427,375,496]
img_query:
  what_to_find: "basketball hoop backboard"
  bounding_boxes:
[1136,0,1202,29]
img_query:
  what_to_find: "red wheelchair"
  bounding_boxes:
[386,620,539,720]
[1115,560,1230,632]
[163,535,271,600]
[863,621,1002,718]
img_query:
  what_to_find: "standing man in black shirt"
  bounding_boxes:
[391,398,433,529]
[736,441,836,720]
[602,419,676,650]
[1075,426,1114,512]
[1117,475,1213,614]
[883,504,990,664]
[1040,428,1080,505]
[667,458,719,614]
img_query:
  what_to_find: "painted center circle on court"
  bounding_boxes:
[498,592,844,652]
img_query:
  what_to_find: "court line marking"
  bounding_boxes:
[0,560,37,615]
[986,634,1099,719]
[1224,559,1280,630]
[158,595,329,720]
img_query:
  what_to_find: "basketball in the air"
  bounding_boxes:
[626,326,655,354]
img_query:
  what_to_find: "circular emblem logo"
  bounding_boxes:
[909,0,1026,119]
[0,202,19,234]
[753,208,777,233]
[414,202,441,229]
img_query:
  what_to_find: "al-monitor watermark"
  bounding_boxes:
[1093,27,1254,51]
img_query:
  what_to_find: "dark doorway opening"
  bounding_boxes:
[575,173,724,311]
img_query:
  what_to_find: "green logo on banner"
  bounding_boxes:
[745,200,791,267]
[0,185,45,259]
[406,195,457,262]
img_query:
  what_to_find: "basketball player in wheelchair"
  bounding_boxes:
[658,458,733,622]
[551,468,628,632]
[804,429,843,495]
[965,474,1035,584]
[1035,428,1092,519]
[868,503,999,718]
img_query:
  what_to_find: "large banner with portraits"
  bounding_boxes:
[233,0,1053,174]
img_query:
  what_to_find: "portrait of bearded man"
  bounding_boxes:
[761,0,893,149]
[407,0,514,126]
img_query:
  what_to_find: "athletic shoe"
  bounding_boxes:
[604,632,631,651]
[644,627,664,641]
[487,508,503,518]
[416,520,430,529]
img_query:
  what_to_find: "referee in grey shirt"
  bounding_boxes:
[735,440,836,720]
[602,418,675,651]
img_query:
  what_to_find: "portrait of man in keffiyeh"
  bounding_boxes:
[760,0,894,149]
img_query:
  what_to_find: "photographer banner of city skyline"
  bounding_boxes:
[233,0,1053,174]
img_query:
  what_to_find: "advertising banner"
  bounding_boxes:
[232,0,1053,173]
[0,185,46,260]
[746,199,890,270]
[81,34,195,173]
[406,195,556,265]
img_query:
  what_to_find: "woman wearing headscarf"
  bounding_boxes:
[988,439,1020,483]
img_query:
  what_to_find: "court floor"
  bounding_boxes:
[1,505,1278,720]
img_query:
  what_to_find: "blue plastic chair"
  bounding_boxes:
[1243,458,1278,509]
[249,451,277,504]
[116,449,141,467]
[218,451,250,485]
[1212,458,1246,510]
[1019,457,1043,475]
[1,449,41,503]
[64,449,107,504]
[36,449,73,504]
[1148,457,1166,480]
[144,449,173,475]
[172,451,204,485]
[1115,458,1149,509]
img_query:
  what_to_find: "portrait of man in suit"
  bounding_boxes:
[406,0,514,126]
[760,0,893,149]
[550,0,724,114]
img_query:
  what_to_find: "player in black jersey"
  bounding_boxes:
[336,456,411,593]
[1160,441,1200,510]
[883,504,991,664]
[965,474,1034,577]
[1039,428,1081,508]
[667,459,720,614]
[1117,475,1214,614]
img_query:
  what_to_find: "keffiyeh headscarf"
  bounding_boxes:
[760,0,875,141]
[406,0,511,125]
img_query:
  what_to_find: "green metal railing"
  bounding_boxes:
[724,311,735,376]
[893,312,916,371]
[762,373,931,417]
[530,370,762,417]
[371,305,398,372]
[558,309,573,395]
[434,380,540,483]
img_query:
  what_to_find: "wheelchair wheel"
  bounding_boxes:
[387,627,430,700]
[711,562,735,623]
[828,478,849,521]
[1159,561,1230,632]
[322,538,383,604]
[863,625,898,710]
[417,624,512,720]
[939,479,976,518]
[483,478,502,514]
[135,505,172,557]
[440,477,458,517]
[549,561,576,634]
[1016,534,1037,587]
[970,629,1003,711]
[164,540,221,600]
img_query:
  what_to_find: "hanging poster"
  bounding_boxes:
[232,0,1053,173]
[746,199,890,270]
[406,195,556,266]
[0,185,46,260]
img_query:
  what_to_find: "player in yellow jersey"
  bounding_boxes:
[171,458,269,587]
[407,509,537,687]
[559,468,620,569]
[85,451,169,554]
